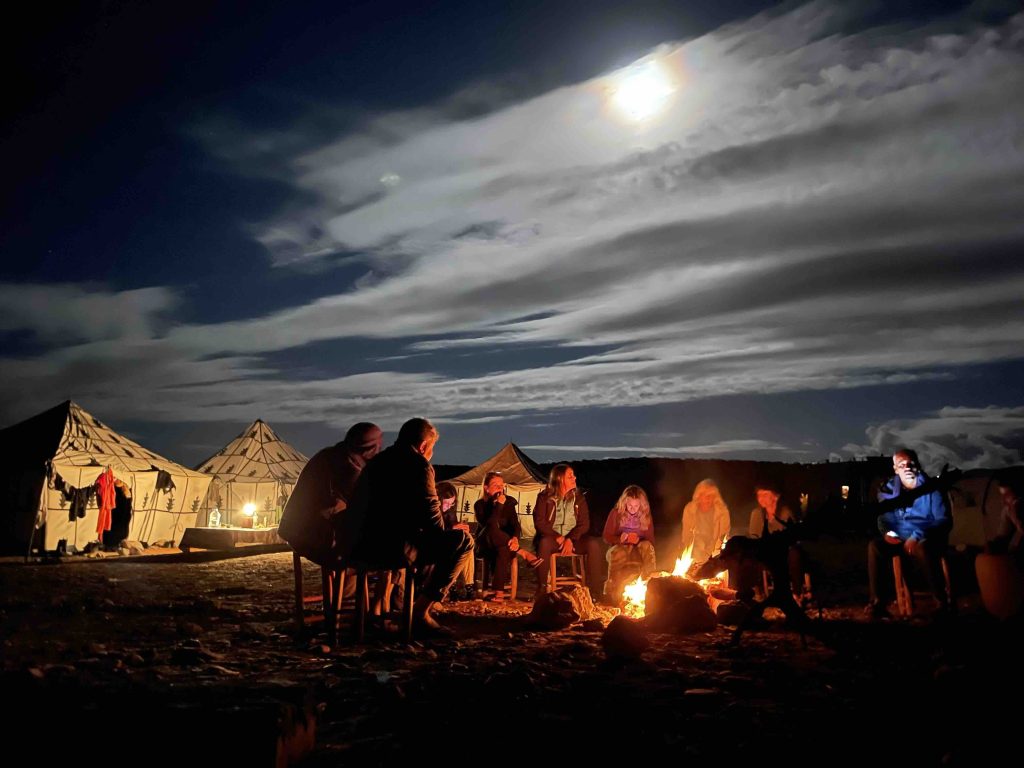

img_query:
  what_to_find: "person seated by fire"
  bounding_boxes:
[865,448,952,620]
[279,422,383,567]
[533,463,603,596]
[603,484,657,603]
[350,418,474,636]
[437,481,476,601]
[747,481,808,604]
[975,470,1024,620]
[474,471,544,601]
[680,478,731,577]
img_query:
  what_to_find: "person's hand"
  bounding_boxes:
[496,492,507,505]
[560,538,575,556]
[453,523,470,532]
[508,536,520,552]
[627,532,640,545]
[904,538,920,555]
[620,532,630,545]
[884,533,901,545]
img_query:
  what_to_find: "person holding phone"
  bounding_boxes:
[865,448,951,620]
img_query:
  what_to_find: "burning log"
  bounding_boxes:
[526,584,595,630]
[642,575,717,633]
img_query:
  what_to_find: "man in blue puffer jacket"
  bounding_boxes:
[865,448,951,619]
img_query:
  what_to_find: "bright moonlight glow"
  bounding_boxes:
[611,60,676,122]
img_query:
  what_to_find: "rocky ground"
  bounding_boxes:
[1,547,1020,767]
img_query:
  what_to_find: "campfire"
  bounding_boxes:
[620,541,729,619]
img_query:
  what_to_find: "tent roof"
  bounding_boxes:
[195,419,308,484]
[449,442,547,488]
[0,400,207,479]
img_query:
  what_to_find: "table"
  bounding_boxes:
[178,526,284,552]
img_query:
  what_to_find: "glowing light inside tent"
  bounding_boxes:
[242,502,257,517]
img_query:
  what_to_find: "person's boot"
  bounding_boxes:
[412,595,454,637]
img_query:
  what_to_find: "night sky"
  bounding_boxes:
[2,0,1022,471]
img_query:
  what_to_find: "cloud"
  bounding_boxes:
[3,2,1023,463]
[840,406,1024,471]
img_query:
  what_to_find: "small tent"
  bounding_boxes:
[195,419,308,527]
[0,400,212,554]
[447,442,548,539]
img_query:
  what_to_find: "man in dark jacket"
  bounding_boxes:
[279,422,383,566]
[352,418,473,635]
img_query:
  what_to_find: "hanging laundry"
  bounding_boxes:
[63,486,95,521]
[95,467,116,536]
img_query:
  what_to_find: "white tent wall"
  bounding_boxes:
[40,465,210,550]
[451,483,543,542]
[948,472,1004,548]
[203,478,290,527]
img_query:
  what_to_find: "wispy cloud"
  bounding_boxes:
[2,2,1022,464]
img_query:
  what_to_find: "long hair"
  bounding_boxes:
[546,464,573,496]
[436,481,457,503]
[612,484,652,529]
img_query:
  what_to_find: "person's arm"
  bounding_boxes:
[909,490,950,542]
[415,462,445,532]
[748,508,764,539]
[640,519,655,545]
[567,493,590,542]
[474,499,490,527]
[603,509,619,545]
[533,492,558,538]
[508,499,522,539]
[712,505,730,554]
[680,504,694,550]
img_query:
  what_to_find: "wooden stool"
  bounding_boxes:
[291,551,345,645]
[475,555,519,600]
[548,553,587,592]
[892,555,952,616]
[354,564,416,643]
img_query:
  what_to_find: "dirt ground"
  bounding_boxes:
[1,546,1020,767]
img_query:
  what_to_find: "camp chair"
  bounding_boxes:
[292,551,415,644]
[892,554,952,616]
[475,555,519,600]
[548,552,587,592]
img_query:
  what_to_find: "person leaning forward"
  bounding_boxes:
[278,422,383,566]
[349,418,473,636]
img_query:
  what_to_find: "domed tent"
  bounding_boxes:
[447,442,547,539]
[195,419,308,527]
[0,400,212,554]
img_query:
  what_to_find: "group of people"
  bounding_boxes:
[279,421,1024,636]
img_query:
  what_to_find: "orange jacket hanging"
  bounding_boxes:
[95,467,117,536]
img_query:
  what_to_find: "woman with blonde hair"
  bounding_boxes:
[602,485,657,602]
[681,479,731,574]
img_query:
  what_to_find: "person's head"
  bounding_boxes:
[547,464,577,497]
[483,471,505,500]
[755,482,781,514]
[692,478,723,511]
[344,422,383,461]
[396,418,439,460]
[614,485,652,527]
[892,448,922,490]
[995,470,1023,509]
[436,481,457,513]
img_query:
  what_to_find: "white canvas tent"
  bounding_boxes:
[0,400,212,554]
[447,442,548,540]
[195,419,308,527]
